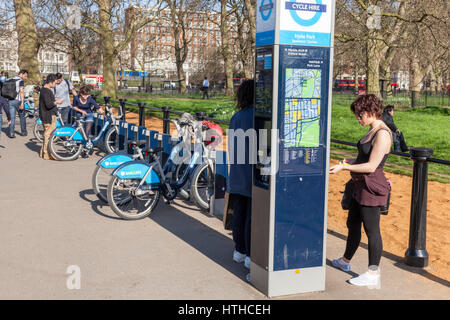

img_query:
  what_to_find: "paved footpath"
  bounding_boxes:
[0,122,449,299]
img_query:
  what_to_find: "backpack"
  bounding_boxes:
[1,78,19,100]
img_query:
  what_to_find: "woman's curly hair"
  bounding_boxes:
[350,94,383,119]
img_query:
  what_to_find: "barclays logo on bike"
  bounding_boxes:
[120,170,142,176]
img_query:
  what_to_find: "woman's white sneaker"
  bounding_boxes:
[348,271,381,289]
[233,250,246,263]
[244,256,251,269]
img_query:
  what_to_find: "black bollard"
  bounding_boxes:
[138,102,146,127]
[404,147,433,268]
[162,106,171,134]
[119,98,127,121]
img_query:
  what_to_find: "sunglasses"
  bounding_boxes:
[356,113,363,120]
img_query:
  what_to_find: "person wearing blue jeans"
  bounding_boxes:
[227,80,255,274]
[72,85,103,138]
[8,70,28,138]
[0,96,12,137]
[54,73,77,125]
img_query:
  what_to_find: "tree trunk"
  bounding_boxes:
[243,0,256,51]
[410,51,423,108]
[221,0,234,96]
[14,0,41,85]
[366,31,384,98]
[98,0,117,98]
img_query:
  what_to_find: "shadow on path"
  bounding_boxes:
[24,140,41,155]
[148,203,249,283]
[327,229,450,288]
[79,189,122,220]
[79,188,248,282]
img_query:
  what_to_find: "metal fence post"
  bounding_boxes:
[195,111,206,121]
[162,106,171,134]
[405,147,434,268]
[138,102,146,127]
[119,98,127,121]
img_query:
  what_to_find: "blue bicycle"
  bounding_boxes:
[48,104,122,160]
[92,119,192,204]
[105,119,214,220]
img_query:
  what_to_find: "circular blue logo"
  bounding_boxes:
[260,0,273,21]
[289,0,323,27]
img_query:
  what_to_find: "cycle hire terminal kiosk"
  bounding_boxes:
[251,0,336,296]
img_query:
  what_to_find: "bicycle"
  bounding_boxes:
[105,119,213,220]
[48,104,122,161]
[92,116,193,204]
[33,112,65,143]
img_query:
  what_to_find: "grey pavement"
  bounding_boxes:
[0,122,449,300]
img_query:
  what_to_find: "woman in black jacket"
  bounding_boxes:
[39,74,62,160]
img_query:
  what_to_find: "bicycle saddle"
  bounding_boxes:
[144,147,163,154]
[128,140,147,147]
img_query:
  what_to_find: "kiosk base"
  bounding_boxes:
[250,263,325,297]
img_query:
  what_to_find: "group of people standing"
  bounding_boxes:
[0,70,102,160]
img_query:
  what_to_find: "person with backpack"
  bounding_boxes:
[1,69,28,138]
[54,73,77,125]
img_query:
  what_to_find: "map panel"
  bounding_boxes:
[284,68,321,148]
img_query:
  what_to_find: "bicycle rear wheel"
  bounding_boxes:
[92,166,113,203]
[33,121,44,142]
[49,134,83,161]
[190,161,214,210]
[107,176,160,220]
[104,127,119,154]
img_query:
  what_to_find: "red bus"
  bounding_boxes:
[334,78,399,91]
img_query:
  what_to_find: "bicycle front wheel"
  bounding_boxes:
[107,176,160,220]
[33,121,44,142]
[49,134,83,161]
[190,161,214,210]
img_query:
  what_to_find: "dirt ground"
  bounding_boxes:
[124,111,450,283]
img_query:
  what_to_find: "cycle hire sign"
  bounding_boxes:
[280,0,333,46]
[256,0,276,46]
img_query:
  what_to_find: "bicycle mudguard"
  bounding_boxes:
[52,126,83,140]
[96,152,134,169]
[37,118,62,127]
[112,161,161,185]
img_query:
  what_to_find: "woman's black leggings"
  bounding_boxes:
[344,201,382,267]
[231,194,252,256]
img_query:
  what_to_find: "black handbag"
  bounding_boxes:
[341,179,354,210]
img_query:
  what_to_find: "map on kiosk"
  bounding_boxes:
[284,68,321,148]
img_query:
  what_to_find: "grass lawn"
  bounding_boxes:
[108,92,450,183]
